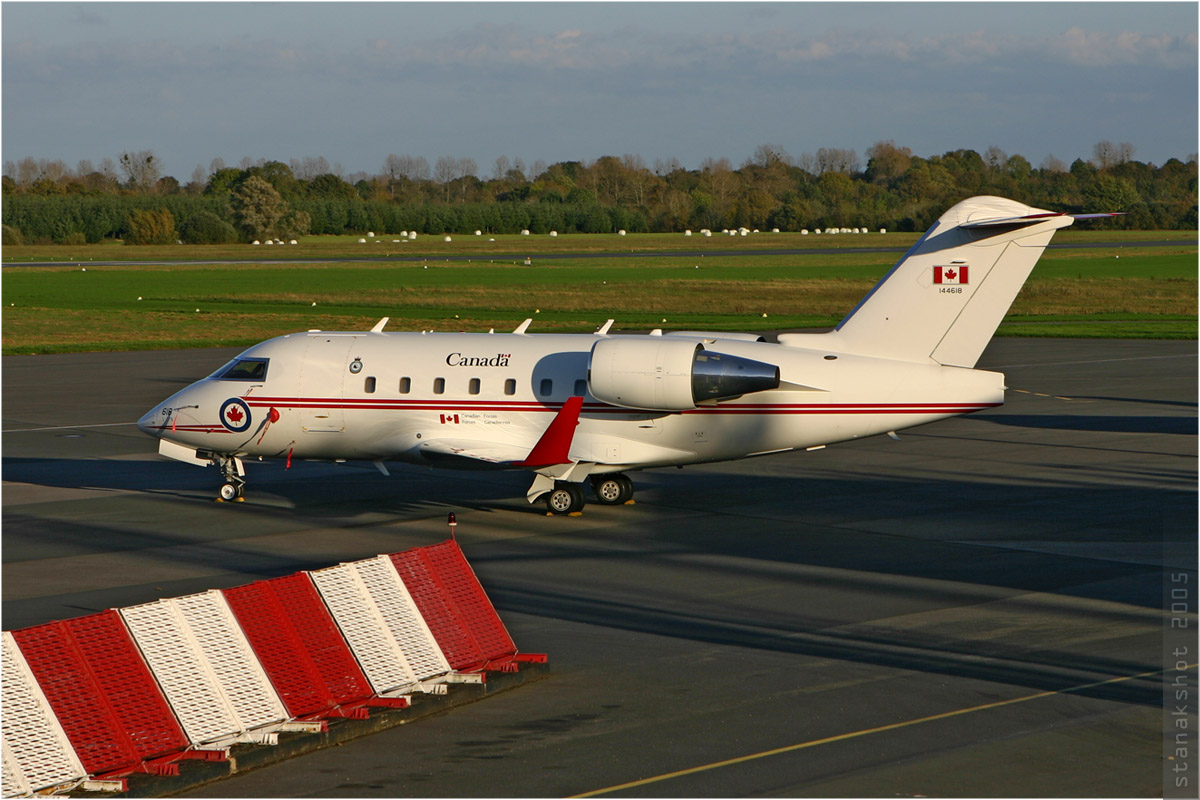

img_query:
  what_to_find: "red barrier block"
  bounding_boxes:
[223,573,374,719]
[10,611,188,777]
[388,539,522,672]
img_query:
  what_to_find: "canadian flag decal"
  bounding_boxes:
[440,413,460,424]
[934,265,969,285]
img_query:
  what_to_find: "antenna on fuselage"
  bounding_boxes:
[370,317,389,333]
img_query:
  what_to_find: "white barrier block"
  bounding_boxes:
[121,592,287,746]
[1,633,87,794]
[310,556,451,695]
[2,737,33,798]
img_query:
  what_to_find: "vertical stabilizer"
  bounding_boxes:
[821,196,1074,368]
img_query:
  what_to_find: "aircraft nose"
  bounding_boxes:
[137,406,164,437]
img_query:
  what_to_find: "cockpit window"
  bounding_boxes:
[212,358,269,381]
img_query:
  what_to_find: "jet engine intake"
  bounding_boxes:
[588,337,780,411]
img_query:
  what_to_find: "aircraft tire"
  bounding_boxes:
[219,482,241,502]
[592,474,633,505]
[545,483,585,515]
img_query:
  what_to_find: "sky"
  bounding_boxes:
[3,1,1197,182]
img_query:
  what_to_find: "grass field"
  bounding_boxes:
[2,233,1195,354]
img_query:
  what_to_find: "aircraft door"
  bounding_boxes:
[297,335,356,432]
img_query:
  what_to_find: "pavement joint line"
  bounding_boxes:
[2,422,138,433]
[571,664,1194,798]
[990,353,1195,369]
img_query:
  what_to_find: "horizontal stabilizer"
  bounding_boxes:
[960,211,1123,229]
[959,213,1067,229]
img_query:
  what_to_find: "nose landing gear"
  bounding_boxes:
[212,454,246,503]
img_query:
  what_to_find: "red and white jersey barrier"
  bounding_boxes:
[1,538,545,796]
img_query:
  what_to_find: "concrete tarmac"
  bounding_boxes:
[2,338,1196,797]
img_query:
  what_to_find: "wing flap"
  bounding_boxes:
[417,438,530,469]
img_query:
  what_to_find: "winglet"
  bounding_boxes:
[517,396,583,467]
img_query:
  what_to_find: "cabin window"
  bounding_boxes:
[504,378,516,396]
[399,377,411,394]
[469,378,481,395]
[433,377,445,395]
[574,379,587,397]
[364,376,376,393]
[539,378,553,397]
[211,358,269,381]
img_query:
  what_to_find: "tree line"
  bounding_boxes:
[2,141,1195,245]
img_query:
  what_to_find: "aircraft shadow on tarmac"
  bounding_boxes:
[4,452,1190,718]
[483,580,1163,709]
[979,412,1195,435]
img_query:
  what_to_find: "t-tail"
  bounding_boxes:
[795,196,1116,368]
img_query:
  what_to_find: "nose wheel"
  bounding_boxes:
[218,481,244,502]
[213,455,246,503]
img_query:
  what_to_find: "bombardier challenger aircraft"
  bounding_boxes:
[139,196,1115,514]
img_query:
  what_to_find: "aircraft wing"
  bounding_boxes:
[418,396,585,470]
[417,438,532,468]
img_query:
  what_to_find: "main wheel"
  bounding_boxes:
[545,482,585,515]
[591,474,634,505]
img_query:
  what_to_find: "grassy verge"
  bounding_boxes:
[3,235,1194,354]
[3,228,1195,264]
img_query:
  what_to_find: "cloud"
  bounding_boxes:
[6,21,1195,88]
[1056,26,1197,67]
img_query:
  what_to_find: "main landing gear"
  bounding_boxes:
[543,473,635,515]
[591,474,634,506]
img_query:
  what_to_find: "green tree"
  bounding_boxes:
[125,207,176,245]
[1084,174,1140,214]
[230,175,285,240]
[307,173,358,200]
[179,210,239,244]
[276,208,312,240]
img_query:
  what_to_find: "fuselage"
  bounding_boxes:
[137,329,1005,473]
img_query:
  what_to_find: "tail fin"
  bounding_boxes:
[817,196,1076,368]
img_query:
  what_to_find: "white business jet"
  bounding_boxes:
[138,196,1114,514]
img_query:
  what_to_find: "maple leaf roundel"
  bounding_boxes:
[220,398,253,432]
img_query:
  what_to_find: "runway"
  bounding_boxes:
[2,338,1195,797]
[1,238,1185,269]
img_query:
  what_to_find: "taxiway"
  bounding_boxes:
[2,338,1195,797]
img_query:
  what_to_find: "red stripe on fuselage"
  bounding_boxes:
[237,396,1000,415]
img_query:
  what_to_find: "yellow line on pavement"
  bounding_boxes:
[573,666,1185,797]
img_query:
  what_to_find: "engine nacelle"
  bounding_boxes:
[588,337,780,411]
